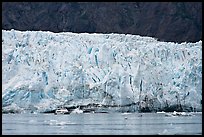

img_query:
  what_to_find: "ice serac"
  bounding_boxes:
[2,29,202,113]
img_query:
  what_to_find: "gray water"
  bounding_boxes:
[2,112,202,135]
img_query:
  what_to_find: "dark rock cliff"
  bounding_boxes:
[2,2,202,43]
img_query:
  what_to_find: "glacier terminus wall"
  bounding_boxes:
[2,30,202,113]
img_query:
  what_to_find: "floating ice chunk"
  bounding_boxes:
[71,107,83,114]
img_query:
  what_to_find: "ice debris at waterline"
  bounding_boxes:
[2,29,202,113]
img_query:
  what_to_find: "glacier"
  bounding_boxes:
[2,29,202,113]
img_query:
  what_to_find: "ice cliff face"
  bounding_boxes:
[2,29,202,113]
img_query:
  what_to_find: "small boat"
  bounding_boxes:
[55,108,69,115]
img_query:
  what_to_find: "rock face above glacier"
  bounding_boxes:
[2,2,202,43]
[2,30,202,113]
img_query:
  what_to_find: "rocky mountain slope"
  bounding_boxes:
[2,2,202,43]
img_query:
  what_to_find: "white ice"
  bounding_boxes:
[2,29,202,113]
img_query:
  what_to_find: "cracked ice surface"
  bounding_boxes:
[2,29,202,113]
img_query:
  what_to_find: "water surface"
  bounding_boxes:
[2,112,202,135]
